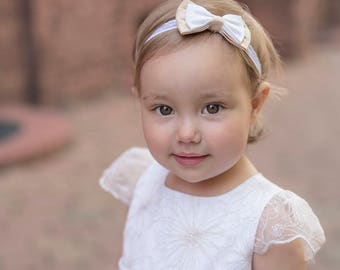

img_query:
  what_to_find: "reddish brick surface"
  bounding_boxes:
[0,105,73,166]
[0,0,27,102]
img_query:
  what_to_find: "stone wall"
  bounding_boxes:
[0,0,338,105]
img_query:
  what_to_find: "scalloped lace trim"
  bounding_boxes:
[254,190,326,262]
[99,147,154,205]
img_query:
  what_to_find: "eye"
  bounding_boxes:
[203,104,222,114]
[155,105,174,116]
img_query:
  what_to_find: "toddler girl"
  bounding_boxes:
[100,0,325,269]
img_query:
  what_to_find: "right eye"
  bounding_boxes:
[155,105,174,116]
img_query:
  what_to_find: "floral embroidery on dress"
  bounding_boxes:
[156,195,232,269]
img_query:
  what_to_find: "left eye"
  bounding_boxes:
[155,105,174,116]
[203,104,222,114]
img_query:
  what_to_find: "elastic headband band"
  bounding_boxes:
[146,20,178,43]
[145,0,262,75]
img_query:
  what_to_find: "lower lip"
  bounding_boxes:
[173,154,208,167]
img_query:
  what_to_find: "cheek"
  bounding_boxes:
[141,117,156,143]
[141,115,170,151]
[205,117,250,149]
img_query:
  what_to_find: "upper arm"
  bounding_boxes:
[253,238,307,270]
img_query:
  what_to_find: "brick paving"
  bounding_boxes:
[0,42,339,269]
[0,105,73,166]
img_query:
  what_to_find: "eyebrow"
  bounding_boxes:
[142,94,169,101]
[196,91,235,100]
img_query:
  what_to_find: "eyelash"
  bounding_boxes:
[152,103,225,116]
[153,105,174,116]
[202,104,224,114]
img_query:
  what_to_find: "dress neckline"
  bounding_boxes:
[155,163,262,199]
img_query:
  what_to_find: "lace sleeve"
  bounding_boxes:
[254,190,326,262]
[99,147,154,206]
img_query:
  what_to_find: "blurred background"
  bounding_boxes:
[0,0,339,269]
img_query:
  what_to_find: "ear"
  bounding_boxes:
[251,81,270,122]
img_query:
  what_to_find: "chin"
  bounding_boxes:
[172,169,213,183]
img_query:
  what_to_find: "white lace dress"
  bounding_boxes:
[100,148,325,270]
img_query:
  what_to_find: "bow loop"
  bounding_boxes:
[221,15,245,44]
[177,0,212,33]
[186,1,213,30]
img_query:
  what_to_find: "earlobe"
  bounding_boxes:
[251,81,270,121]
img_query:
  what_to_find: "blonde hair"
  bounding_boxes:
[133,0,281,143]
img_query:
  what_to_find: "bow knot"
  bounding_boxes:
[210,15,224,32]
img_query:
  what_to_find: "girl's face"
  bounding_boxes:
[139,37,264,183]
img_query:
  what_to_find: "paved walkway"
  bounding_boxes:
[0,42,339,269]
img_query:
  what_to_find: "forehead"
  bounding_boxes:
[140,35,250,96]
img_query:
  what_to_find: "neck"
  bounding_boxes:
[166,155,258,197]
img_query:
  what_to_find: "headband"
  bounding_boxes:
[145,0,262,75]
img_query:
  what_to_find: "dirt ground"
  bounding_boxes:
[1,41,339,270]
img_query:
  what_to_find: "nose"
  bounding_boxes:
[175,117,201,144]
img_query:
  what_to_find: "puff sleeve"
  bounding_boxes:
[254,190,326,262]
[99,147,154,206]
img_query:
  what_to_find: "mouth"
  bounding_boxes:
[172,153,209,167]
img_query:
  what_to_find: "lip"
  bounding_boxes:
[173,153,208,167]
